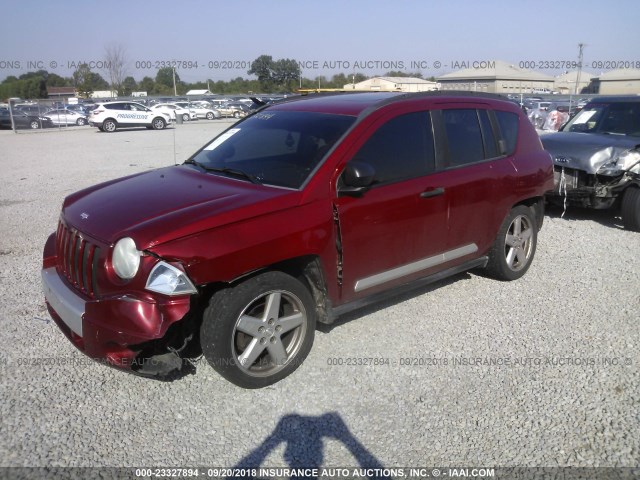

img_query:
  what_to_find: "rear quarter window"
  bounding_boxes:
[495,111,519,155]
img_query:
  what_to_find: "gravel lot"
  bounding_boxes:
[0,122,638,470]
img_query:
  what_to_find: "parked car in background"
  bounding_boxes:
[151,103,197,122]
[174,101,220,120]
[542,96,640,230]
[540,103,582,132]
[42,92,553,388]
[0,108,54,129]
[15,104,48,116]
[524,100,552,112]
[88,101,172,132]
[43,109,88,126]
[65,104,94,115]
[215,102,249,118]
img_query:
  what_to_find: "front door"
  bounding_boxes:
[334,110,450,302]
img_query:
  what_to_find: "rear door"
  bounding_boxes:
[128,103,153,126]
[433,106,517,254]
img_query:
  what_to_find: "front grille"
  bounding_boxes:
[553,166,582,192]
[56,221,100,297]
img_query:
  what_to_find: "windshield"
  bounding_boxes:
[189,110,356,188]
[562,102,640,136]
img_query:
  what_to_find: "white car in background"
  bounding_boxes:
[43,109,88,126]
[151,103,197,122]
[174,101,220,120]
[88,101,172,132]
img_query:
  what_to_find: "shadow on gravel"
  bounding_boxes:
[545,203,624,230]
[317,272,472,334]
[228,412,390,480]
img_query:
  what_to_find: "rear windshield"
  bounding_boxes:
[562,102,640,136]
[190,111,356,188]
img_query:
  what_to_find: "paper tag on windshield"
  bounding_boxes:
[204,128,240,150]
[571,110,597,125]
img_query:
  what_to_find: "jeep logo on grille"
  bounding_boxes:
[554,156,570,164]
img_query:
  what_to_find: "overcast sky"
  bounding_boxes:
[2,0,639,83]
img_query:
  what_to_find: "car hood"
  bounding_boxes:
[62,165,300,248]
[541,132,640,174]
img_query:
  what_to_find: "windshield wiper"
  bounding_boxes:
[184,159,207,170]
[184,159,261,184]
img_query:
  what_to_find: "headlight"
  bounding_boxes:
[146,261,197,296]
[597,149,640,176]
[112,237,141,279]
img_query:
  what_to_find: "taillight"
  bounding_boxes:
[92,109,104,114]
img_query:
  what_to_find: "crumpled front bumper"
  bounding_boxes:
[41,264,192,372]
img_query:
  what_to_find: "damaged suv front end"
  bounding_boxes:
[541,97,640,230]
[41,164,302,378]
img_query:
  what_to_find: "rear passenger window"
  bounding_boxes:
[353,111,435,185]
[495,111,519,155]
[443,109,484,166]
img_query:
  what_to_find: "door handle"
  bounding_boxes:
[420,187,445,198]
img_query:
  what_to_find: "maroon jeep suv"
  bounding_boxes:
[42,92,553,388]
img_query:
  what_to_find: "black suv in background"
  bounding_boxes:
[541,97,640,231]
[0,108,53,129]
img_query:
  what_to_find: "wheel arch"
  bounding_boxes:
[195,255,331,326]
[514,196,545,231]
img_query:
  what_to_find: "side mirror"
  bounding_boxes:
[339,161,375,197]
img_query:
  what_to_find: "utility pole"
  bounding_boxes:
[172,67,177,96]
[575,43,585,95]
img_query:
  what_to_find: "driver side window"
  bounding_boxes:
[351,111,435,185]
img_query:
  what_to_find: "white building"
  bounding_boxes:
[553,70,596,94]
[186,89,212,96]
[591,69,640,94]
[90,90,118,99]
[437,60,555,94]
[342,76,438,92]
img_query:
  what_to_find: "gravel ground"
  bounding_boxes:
[0,122,638,470]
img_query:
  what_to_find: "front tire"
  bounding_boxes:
[621,187,640,232]
[182,113,189,122]
[30,120,40,129]
[485,205,538,281]
[152,117,166,130]
[200,271,316,388]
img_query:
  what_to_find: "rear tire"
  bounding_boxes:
[621,187,640,232]
[103,119,117,132]
[76,118,86,126]
[485,205,538,281]
[200,271,316,388]
[206,112,214,120]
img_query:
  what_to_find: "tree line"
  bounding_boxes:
[1,52,433,100]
